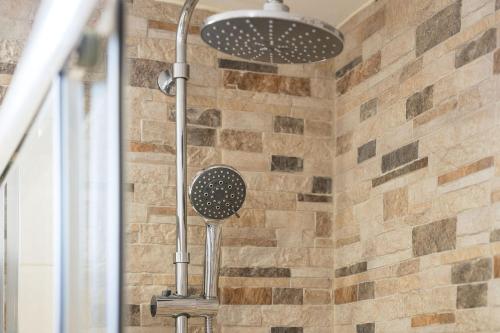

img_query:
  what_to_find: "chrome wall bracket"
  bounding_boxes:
[157,63,190,97]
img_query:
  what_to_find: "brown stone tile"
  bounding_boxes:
[222,238,277,247]
[305,120,332,137]
[316,212,332,237]
[372,157,428,187]
[336,235,361,248]
[336,132,353,156]
[168,108,221,128]
[271,155,304,172]
[413,97,457,127]
[218,58,278,74]
[148,19,200,34]
[416,1,461,56]
[274,116,304,135]
[219,129,263,153]
[220,267,291,278]
[337,51,381,95]
[220,287,272,305]
[297,194,332,203]
[335,262,367,278]
[187,127,216,147]
[412,218,457,257]
[223,70,311,97]
[451,257,492,284]
[411,312,455,327]
[406,85,434,120]
[456,283,488,309]
[438,157,494,185]
[129,141,175,154]
[495,256,500,278]
[381,141,419,173]
[494,49,500,74]
[383,187,408,221]
[272,288,303,305]
[334,285,358,304]
[455,28,496,68]
[336,56,362,79]
[492,191,500,203]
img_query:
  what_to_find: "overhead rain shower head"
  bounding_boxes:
[200,0,344,64]
[189,165,246,221]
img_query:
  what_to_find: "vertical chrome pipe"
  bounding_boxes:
[174,1,199,332]
[203,223,222,333]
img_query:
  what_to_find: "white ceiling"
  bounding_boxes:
[161,0,373,27]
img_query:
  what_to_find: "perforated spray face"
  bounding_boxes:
[189,165,246,220]
[200,6,344,64]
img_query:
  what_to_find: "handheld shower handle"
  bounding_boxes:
[203,222,222,300]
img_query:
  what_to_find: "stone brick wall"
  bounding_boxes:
[124,1,335,332]
[333,0,500,332]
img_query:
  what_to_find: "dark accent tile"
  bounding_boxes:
[223,70,311,97]
[336,132,353,156]
[297,193,332,203]
[129,58,168,89]
[271,328,303,333]
[274,116,304,135]
[491,229,500,242]
[334,285,358,304]
[218,58,278,74]
[220,287,272,305]
[335,262,368,278]
[129,141,175,154]
[416,1,462,56]
[412,218,457,257]
[452,258,492,284]
[220,267,291,278]
[406,85,434,120]
[219,129,263,153]
[168,108,221,127]
[357,323,375,333]
[455,28,496,68]
[271,155,304,172]
[358,140,376,164]
[336,56,362,79]
[400,58,423,83]
[272,288,303,305]
[222,238,277,247]
[457,283,488,308]
[381,141,419,173]
[312,176,332,194]
[360,98,377,121]
[497,0,500,10]
[372,157,428,187]
[187,127,216,147]
[337,51,381,95]
[316,212,332,237]
[0,62,16,74]
[358,281,375,301]
[124,304,140,326]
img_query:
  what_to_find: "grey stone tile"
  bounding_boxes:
[416,1,462,56]
[457,283,488,308]
[452,257,492,284]
[271,328,303,333]
[455,28,496,68]
[274,116,305,135]
[372,157,428,187]
[360,98,378,121]
[129,58,169,89]
[406,86,434,120]
[220,267,291,278]
[316,212,332,237]
[381,141,419,173]
[297,193,332,203]
[169,108,221,127]
[357,323,375,333]
[358,140,376,164]
[358,281,375,301]
[335,262,368,278]
[491,229,500,242]
[0,62,16,74]
[124,304,140,326]
[272,288,303,305]
[187,127,216,147]
[412,218,457,257]
[271,155,304,172]
[312,176,332,194]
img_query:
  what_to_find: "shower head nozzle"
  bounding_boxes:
[200,1,344,65]
[189,165,246,221]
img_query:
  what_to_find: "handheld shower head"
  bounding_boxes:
[200,0,344,64]
[189,165,246,221]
